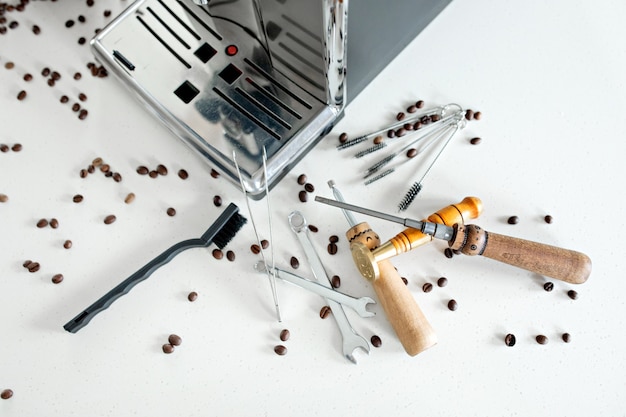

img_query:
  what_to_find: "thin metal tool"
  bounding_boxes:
[288,211,370,364]
[253,261,376,318]
[233,149,282,322]
[328,180,357,227]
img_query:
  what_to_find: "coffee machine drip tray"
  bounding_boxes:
[91,0,346,198]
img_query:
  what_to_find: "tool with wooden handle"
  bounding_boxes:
[315,197,592,285]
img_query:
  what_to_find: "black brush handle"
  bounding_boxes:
[63,238,205,333]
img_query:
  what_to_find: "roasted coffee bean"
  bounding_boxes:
[51,273,64,284]
[465,109,474,120]
[504,333,516,347]
[213,195,222,207]
[226,250,235,262]
[78,109,88,120]
[73,194,83,203]
[17,90,27,101]
[401,277,408,285]
[413,121,422,130]
[187,291,198,302]
[49,218,59,229]
[338,132,348,143]
[422,282,433,293]
[387,129,395,138]
[41,67,51,76]
[406,148,417,158]
[437,277,448,287]
[11,143,22,152]
[396,112,405,121]
[507,216,519,225]
[297,174,307,185]
[0,144,9,152]
[416,100,424,109]
[4,62,15,70]
[104,171,113,178]
[407,104,417,113]
[166,207,176,217]
[28,262,40,273]
[73,72,82,80]
[78,15,86,23]
[177,169,188,179]
[79,169,88,178]
[78,37,86,45]
[156,164,168,175]
[403,123,414,131]
[136,165,149,175]
[65,19,75,28]
[23,260,33,268]
[60,95,69,103]
[395,127,406,137]
[87,0,95,7]
[470,137,482,145]
[544,215,553,224]
[444,248,454,258]
[23,73,33,82]
[47,78,55,87]
[63,240,72,249]
[72,103,80,112]
[104,9,112,17]
[473,111,482,120]
[319,305,331,319]
[168,334,182,346]
[304,183,315,193]
[37,218,49,228]
[430,114,441,123]
[0,194,8,203]
[149,170,158,178]
[162,344,174,354]
[1,389,13,400]
[274,345,287,355]
[331,275,341,288]
[298,190,308,202]
[261,239,269,249]
[536,335,548,345]
[447,299,458,311]
[250,244,261,254]
[100,164,110,173]
[212,249,223,260]
[32,24,41,34]
[562,333,571,343]
[77,93,87,102]
[290,256,299,269]
[329,235,339,243]
[112,172,122,182]
[327,242,338,255]
[543,282,554,292]
[104,214,116,224]
[51,71,61,81]
[279,329,290,342]
[308,224,318,233]
[124,193,135,204]
[210,168,220,178]
[373,135,384,145]
[370,335,382,348]
[567,290,578,300]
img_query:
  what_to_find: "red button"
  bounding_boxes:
[225,45,238,56]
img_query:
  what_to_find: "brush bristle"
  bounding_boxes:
[336,135,368,150]
[355,142,387,158]
[398,182,422,211]
[213,212,247,249]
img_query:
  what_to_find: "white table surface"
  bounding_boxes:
[2,1,626,416]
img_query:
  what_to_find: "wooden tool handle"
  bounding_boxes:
[346,222,437,356]
[452,225,592,284]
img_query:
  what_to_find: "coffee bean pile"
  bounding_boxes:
[80,157,123,183]
[273,329,291,356]
[1,143,22,152]
[162,334,182,354]
[296,173,317,203]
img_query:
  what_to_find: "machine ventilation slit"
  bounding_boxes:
[245,77,302,120]
[212,87,281,140]
[281,14,321,42]
[176,0,224,41]
[277,41,324,75]
[146,6,191,49]
[112,50,135,71]
[285,32,323,58]
[271,53,325,91]
[136,16,191,69]
[156,0,201,40]
[243,58,313,109]
[235,87,292,130]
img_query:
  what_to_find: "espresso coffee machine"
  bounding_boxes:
[91,0,451,198]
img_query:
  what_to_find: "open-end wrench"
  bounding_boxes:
[253,261,376,318]
[288,211,370,364]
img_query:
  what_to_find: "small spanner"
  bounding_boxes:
[288,211,370,364]
[254,261,376,318]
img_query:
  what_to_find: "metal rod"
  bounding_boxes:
[327,180,357,227]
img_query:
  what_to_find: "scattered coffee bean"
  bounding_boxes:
[0,194,8,203]
[396,112,405,121]
[395,127,407,137]
[504,333,516,347]
[49,218,59,229]
[416,100,425,108]
[136,166,149,175]
[166,207,176,217]
[168,334,182,346]
[430,114,441,122]
[422,282,433,293]
[319,305,331,319]
[104,9,112,17]
[562,333,571,343]
[78,109,88,120]
[60,95,69,103]
[470,137,482,145]
[78,37,86,45]
[63,240,72,249]
[1,389,13,400]
[187,291,198,302]
[327,242,338,255]
[148,170,158,178]
[226,250,235,261]
[17,90,27,101]
[536,335,548,344]
[213,195,222,207]
[543,281,554,292]
[544,215,553,224]
[261,239,269,249]
[157,164,168,175]
[212,249,223,260]
[0,144,8,153]
[298,190,308,202]
[413,121,422,130]
[23,260,33,268]
[51,273,64,284]
[338,132,348,143]
[79,169,88,178]
[274,345,287,356]
[465,109,474,120]
[401,277,408,285]
[407,104,417,113]
[36,218,48,228]
[444,247,454,258]
[447,299,458,311]
[387,129,395,138]
[4,62,15,70]
[162,344,174,354]
[72,103,80,112]
[104,171,113,178]
[77,93,87,102]
[210,168,220,178]
[290,256,299,269]
[41,67,51,76]
[92,157,104,165]
[507,216,519,225]
[567,289,578,300]
[406,148,417,158]
[329,235,339,243]
[304,183,315,193]
[47,78,56,87]
[473,111,482,120]
[331,275,341,288]
[73,72,82,80]
[78,15,86,23]
[65,19,75,28]
[371,335,382,348]
[279,329,290,342]
[124,193,135,204]
[73,194,83,203]
[112,172,122,182]
[28,262,40,273]
[250,244,261,254]
[437,277,448,287]
[308,224,318,233]
[32,24,41,35]
[373,135,384,145]
[100,164,110,173]
[51,71,61,81]
[11,143,22,152]
[23,73,33,82]
[177,169,188,179]
[104,214,116,224]
[297,174,307,185]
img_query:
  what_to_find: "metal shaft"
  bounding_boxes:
[327,180,357,227]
